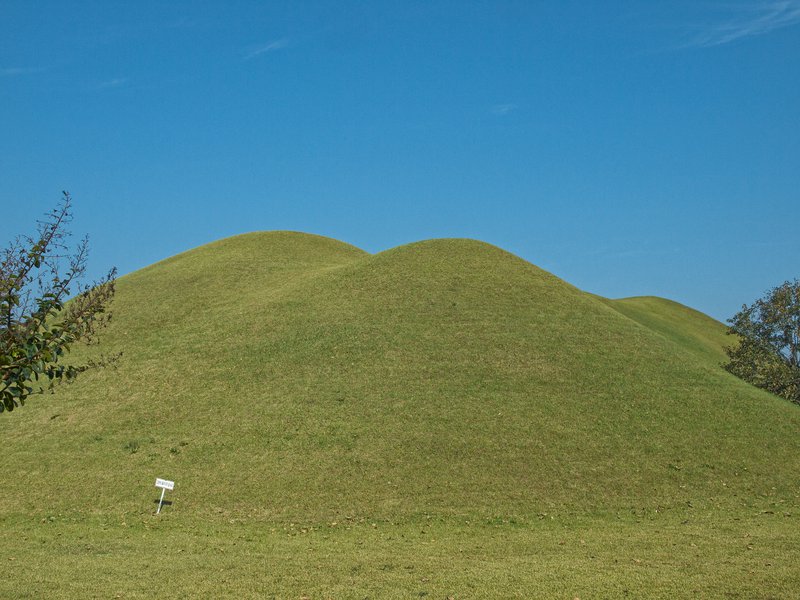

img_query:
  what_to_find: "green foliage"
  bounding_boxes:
[724,279,800,404]
[0,192,117,413]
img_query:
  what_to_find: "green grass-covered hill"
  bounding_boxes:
[2,231,798,598]
[3,230,797,520]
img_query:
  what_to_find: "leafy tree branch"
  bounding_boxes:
[0,192,119,413]
[724,279,800,405]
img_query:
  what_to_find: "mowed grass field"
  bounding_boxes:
[1,232,798,598]
[3,512,798,598]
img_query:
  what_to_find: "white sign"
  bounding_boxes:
[154,477,175,514]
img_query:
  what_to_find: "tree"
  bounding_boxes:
[0,192,117,413]
[724,279,800,405]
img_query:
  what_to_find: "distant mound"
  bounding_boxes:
[2,231,798,523]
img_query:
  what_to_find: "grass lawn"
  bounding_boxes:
[2,509,797,599]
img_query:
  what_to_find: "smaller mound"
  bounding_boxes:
[605,296,729,366]
[128,230,367,280]
[110,231,369,350]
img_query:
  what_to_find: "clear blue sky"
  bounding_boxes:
[2,1,798,321]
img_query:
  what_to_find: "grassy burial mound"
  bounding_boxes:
[1,231,798,597]
[2,230,797,520]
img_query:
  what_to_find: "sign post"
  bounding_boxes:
[155,478,175,514]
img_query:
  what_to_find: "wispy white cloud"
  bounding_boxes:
[491,103,518,116]
[244,39,289,60]
[687,0,800,47]
[96,77,128,89]
[1,67,44,76]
